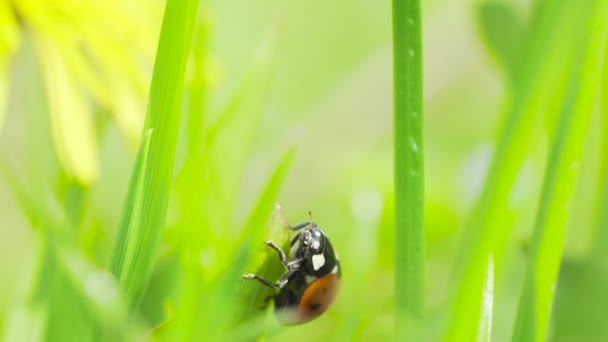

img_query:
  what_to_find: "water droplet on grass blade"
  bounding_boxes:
[409,137,419,152]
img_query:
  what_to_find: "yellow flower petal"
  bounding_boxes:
[35,38,99,185]
[0,1,20,132]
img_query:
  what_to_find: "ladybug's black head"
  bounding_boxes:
[300,225,326,254]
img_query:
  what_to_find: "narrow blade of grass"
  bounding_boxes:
[237,205,291,324]
[198,25,278,248]
[477,2,525,80]
[167,25,279,339]
[591,42,608,264]
[477,254,494,342]
[511,2,608,341]
[108,128,153,304]
[240,147,297,241]
[236,148,297,324]
[391,0,425,339]
[447,1,573,339]
[107,0,199,313]
[546,49,608,340]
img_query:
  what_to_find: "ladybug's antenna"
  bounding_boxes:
[308,211,313,227]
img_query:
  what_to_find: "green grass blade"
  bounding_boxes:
[236,147,297,324]
[108,0,200,310]
[109,128,153,303]
[198,26,278,244]
[591,42,608,264]
[57,246,134,337]
[0,237,47,342]
[241,147,297,240]
[477,2,525,80]
[511,2,608,341]
[391,0,425,339]
[237,206,291,324]
[447,1,573,339]
[477,255,494,342]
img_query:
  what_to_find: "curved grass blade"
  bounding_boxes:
[198,25,279,246]
[511,2,608,341]
[167,24,280,339]
[240,147,297,242]
[391,0,425,339]
[108,0,200,311]
[235,148,297,324]
[237,205,291,324]
[108,128,153,304]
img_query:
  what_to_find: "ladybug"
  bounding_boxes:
[242,215,341,325]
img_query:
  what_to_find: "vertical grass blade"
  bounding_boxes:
[511,1,608,341]
[447,1,572,339]
[592,42,608,265]
[477,255,494,342]
[391,0,424,339]
[108,0,200,310]
[108,128,153,304]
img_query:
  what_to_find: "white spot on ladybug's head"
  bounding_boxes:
[312,253,325,271]
[305,275,317,284]
[331,265,339,274]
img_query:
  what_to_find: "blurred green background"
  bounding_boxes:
[0,0,606,341]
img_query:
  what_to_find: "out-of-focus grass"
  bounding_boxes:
[512,2,608,341]
[1,0,608,341]
[447,1,582,340]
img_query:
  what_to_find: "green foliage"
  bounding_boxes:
[447,1,586,340]
[108,129,154,306]
[1,0,608,341]
[477,2,525,82]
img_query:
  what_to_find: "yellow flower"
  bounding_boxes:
[1,0,160,184]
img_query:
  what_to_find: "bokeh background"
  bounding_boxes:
[0,0,606,341]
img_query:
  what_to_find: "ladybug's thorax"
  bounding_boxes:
[290,225,340,279]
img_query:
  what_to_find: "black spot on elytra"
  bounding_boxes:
[309,303,321,310]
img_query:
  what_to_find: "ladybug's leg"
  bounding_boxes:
[264,240,289,269]
[287,258,305,270]
[242,274,278,289]
[277,269,298,288]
